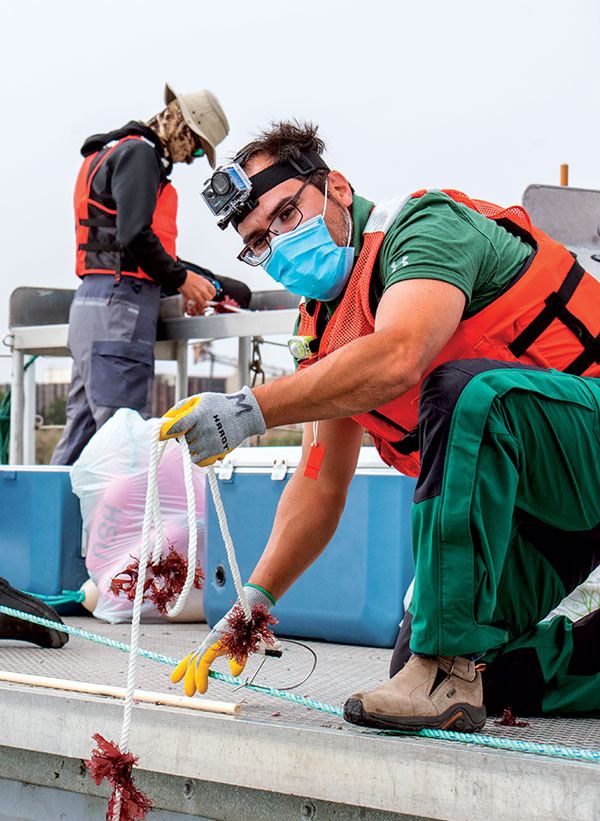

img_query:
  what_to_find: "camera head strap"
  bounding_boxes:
[214,150,330,230]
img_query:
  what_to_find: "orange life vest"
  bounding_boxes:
[297,189,600,477]
[74,135,178,281]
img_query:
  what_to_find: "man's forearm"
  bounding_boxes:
[253,328,419,429]
[252,279,467,430]
[247,418,363,601]
[248,471,348,600]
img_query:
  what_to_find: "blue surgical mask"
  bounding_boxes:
[263,184,354,301]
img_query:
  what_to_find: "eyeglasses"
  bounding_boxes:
[237,178,314,266]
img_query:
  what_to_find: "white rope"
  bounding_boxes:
[207,464,251,622]
[112,418,163,821]
[112,423,199,820]
[164,437,198,617]
[111,427,250,818]
[150,439,168,564]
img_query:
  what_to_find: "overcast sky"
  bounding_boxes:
[1,0,599,382]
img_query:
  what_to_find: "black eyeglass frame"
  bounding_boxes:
[237,177,316,267]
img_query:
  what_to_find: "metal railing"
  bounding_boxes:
[6,288,299,465]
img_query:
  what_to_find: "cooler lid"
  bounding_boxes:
[215,446,399,478]
[0,465,72,473]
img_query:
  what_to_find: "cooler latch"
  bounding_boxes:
[218,457,235,482]
[271,458,288,481]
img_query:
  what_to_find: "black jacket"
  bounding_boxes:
[79,122,187,288]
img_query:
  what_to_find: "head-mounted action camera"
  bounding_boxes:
[201,162,252,226]
[201,150,331,230]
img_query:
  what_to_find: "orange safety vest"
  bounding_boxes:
[74,135,178,281]
[297,189,600,477]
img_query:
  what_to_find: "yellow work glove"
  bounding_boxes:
[171,585,276,696]
[159,387,266,467]
[171,640,247,696]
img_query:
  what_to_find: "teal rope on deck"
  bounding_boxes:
[1,604,599,764]
[27,590,85,606]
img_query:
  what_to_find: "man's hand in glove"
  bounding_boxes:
[159,386,266,466]
[171,585,276,696]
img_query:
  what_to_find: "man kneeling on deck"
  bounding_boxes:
[160,122,600,732]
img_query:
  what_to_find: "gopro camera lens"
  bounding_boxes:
[212,171,232,197]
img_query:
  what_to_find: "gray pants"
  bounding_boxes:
[51,275,161,465]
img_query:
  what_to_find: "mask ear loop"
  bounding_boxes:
[321,178,329,218]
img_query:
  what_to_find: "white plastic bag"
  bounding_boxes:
[71,409,205,623]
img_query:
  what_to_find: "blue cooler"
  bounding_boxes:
[204,447,416,648]
[0,466,86,606]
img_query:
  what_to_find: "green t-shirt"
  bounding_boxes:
[295,189,533,341]
[349,190,533,319]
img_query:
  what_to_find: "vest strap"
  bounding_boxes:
[508,260,584,358]
[563,325,600,375]
[80,216,115,228]
[78,241,122,252]
[368,408,411,436]
[394,426,420,455]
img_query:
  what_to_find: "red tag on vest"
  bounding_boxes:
[304,442,326,480]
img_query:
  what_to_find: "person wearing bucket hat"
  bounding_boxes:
[51,84,234,466]
[164,83,228,169]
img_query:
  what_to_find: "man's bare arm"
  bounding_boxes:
[248,417,364,600]
[253,279,466,428]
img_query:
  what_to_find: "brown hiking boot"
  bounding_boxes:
[344,654,486,732]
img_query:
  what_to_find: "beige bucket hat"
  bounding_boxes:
[164,82,229,168]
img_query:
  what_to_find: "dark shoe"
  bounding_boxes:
[344,654,485,732]
[0,577,69,648]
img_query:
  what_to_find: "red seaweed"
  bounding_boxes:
[220,602,278,665]
[86,733,152,820]
[493,707,530,728]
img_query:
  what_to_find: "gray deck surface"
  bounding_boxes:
[2,616,600,821]
[0,616,599,751]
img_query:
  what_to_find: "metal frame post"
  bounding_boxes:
[9,349,24,465]
[23,358,36,464]
[175,340,188,402]
[237,337,251,389]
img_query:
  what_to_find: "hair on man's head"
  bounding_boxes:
[235,120,326,167]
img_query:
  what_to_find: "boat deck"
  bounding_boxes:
[1,617,599,820]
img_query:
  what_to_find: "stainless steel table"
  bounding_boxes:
[6,288,298,464]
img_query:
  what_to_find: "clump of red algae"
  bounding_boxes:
[212,295,241,313]
[86,734,152,820]
[220,602,278,665]
[493,707,530,728]
[109,541,203,614]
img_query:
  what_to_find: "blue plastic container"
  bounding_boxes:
[204,448,416,648]
[0,467,86,605]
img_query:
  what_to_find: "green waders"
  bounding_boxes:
[409,360,600,715]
